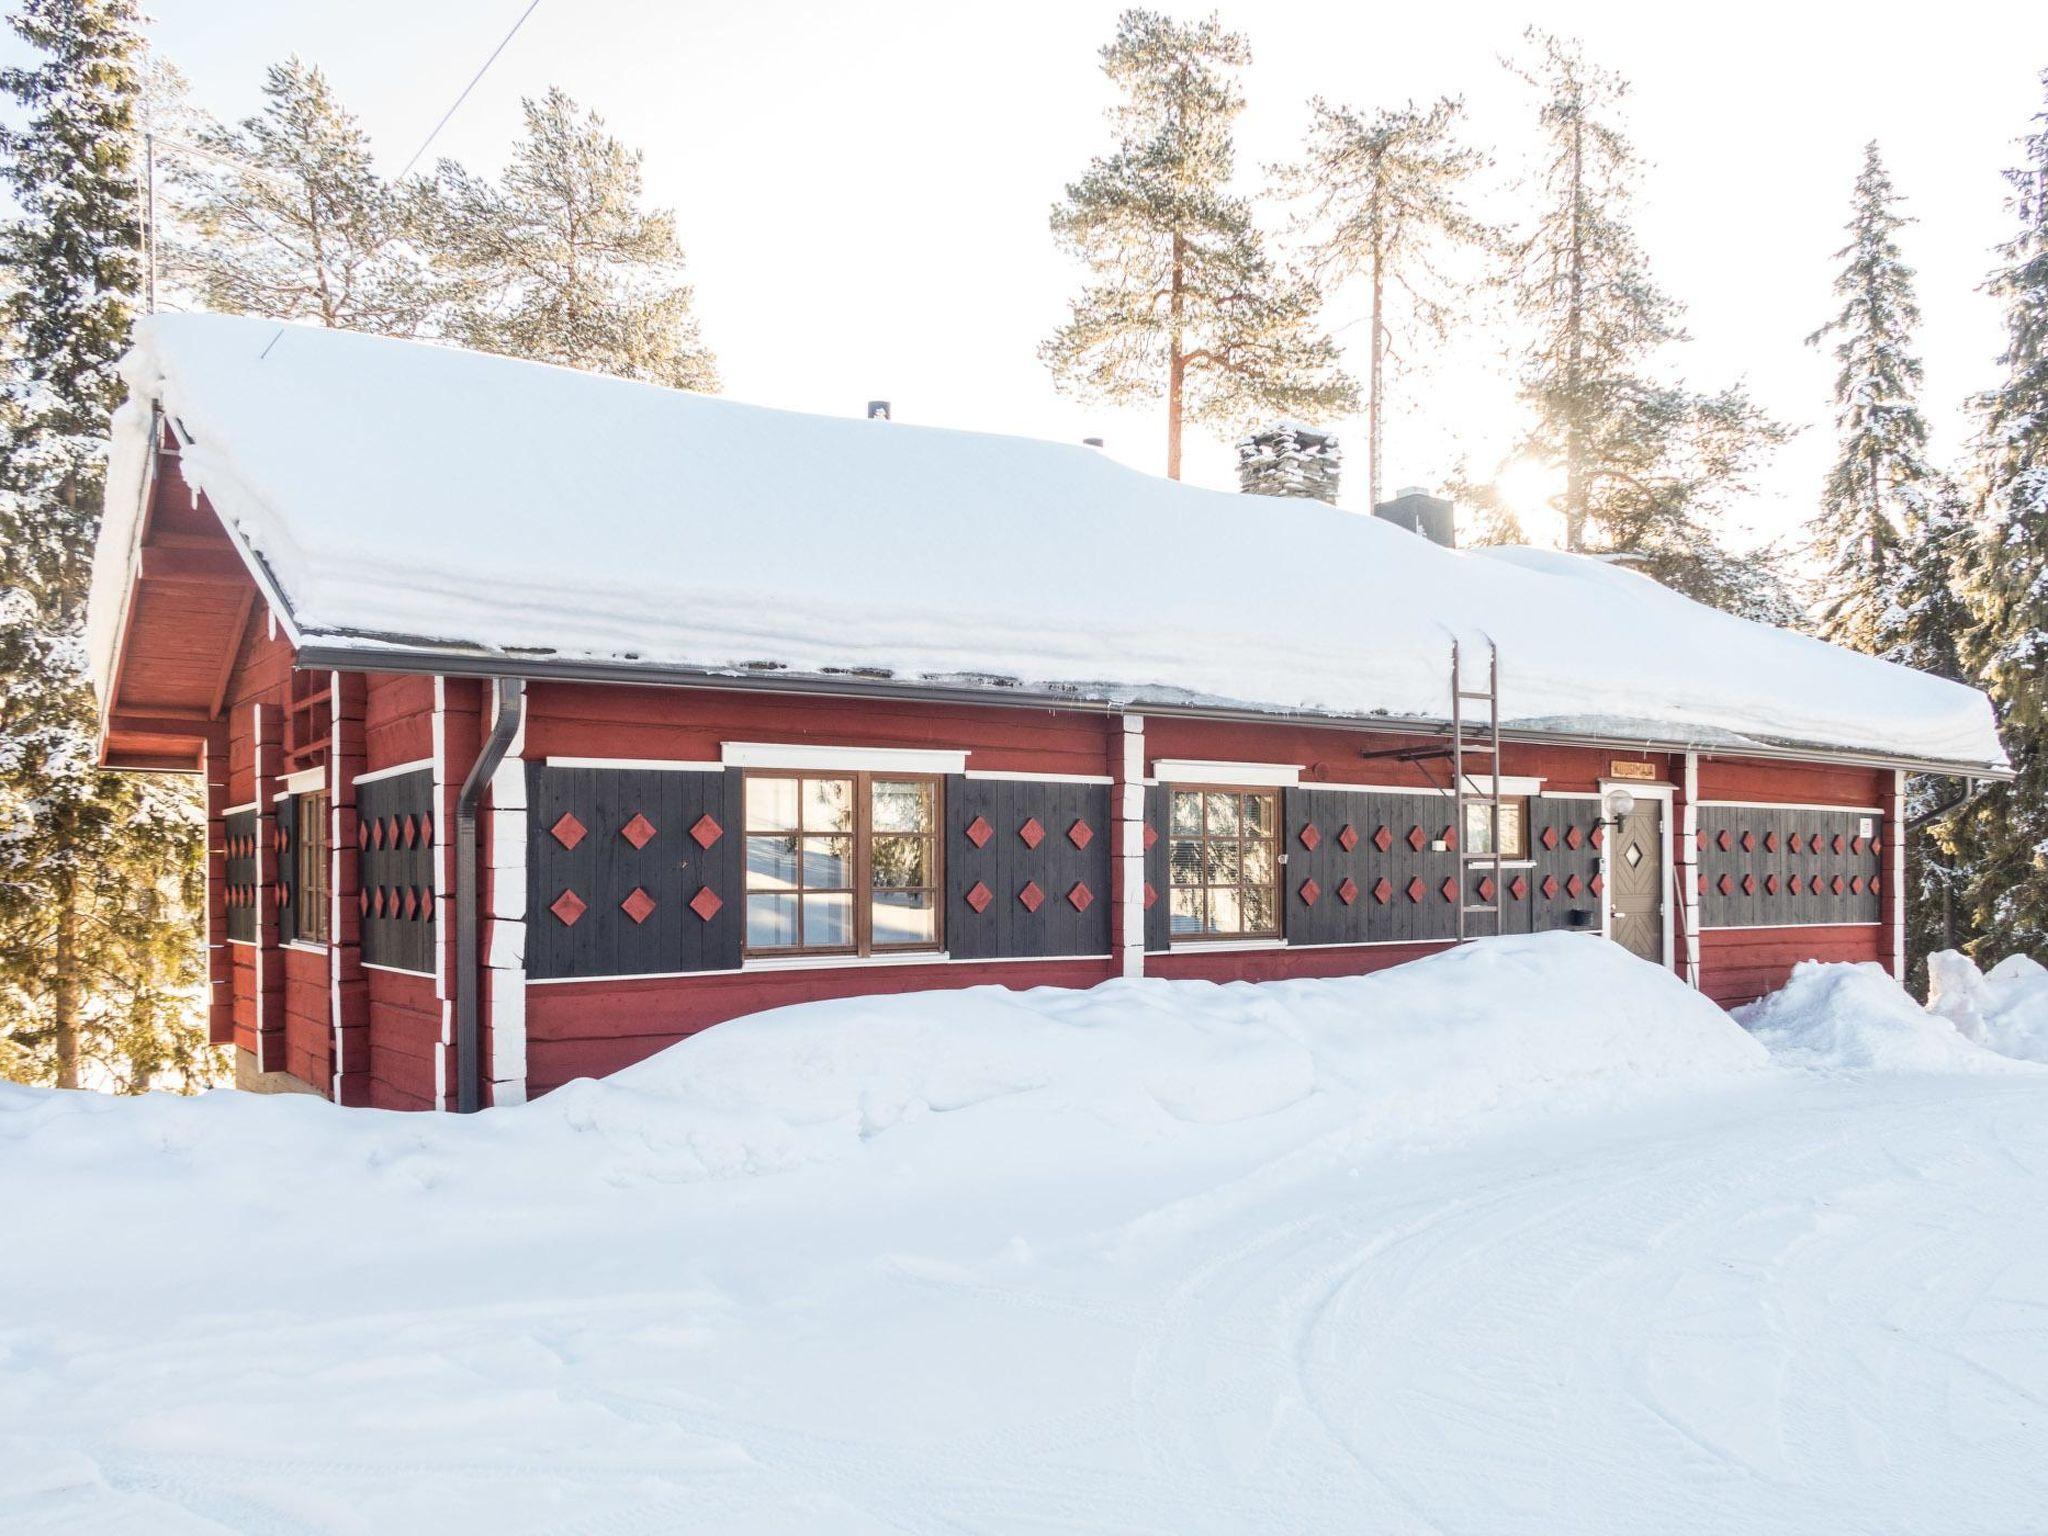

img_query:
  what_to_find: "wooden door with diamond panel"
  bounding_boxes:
[1608,803,1665,962]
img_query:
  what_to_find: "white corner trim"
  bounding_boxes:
[1151,759,1301,788]
[720,742,969,774]
[282,766,326,795]
[544,756,723,772]
[354,757,434,786]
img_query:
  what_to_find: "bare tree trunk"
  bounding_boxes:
[54,868,79,1089]
[1367,237,1386,513]
[1166,230,1185,481]
[1562,111,1587,551]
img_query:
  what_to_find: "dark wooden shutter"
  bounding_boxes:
[358,768,437,973]
[224,807,257,944]
[1698,805,1881,928]
[275,798,298,945]
[945,776,1112,961]
[1143,783,1171,952]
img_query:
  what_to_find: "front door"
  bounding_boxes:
[1608,801,1665,963]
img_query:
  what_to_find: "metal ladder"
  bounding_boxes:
[1452,639,1504,942]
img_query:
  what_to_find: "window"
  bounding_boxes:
[1167,787,1280,940]
[744,773,941,956]
[295,791,329,944]
[1462,797,1530,860]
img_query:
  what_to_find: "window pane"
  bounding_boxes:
[801,835,854,889]
[869,834,929,889]
[804,891,853,947]
[802,777,854,833]
[1204,840,1242,885]
[1169,886,1204,935]
[1242,885,1276,934]
[1170,790,1203,835]
[871,779,933,833]
[1463,802,1496,855]
[872,889,936,946]
[746,775,798,832]
[1169,839,1203,886]
[747,892,797,948]
[1242,839,1274,884]
[1208,885,1243,933]
[1500,800,1527,859]
[746,834,799,891]
[1243,793,1274,837]
[1204,793,1240,836]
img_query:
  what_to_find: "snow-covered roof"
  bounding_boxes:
[91,313,2006,772]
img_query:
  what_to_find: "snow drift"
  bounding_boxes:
[1927,948,2048,1063]
[89,313,2004,769]
[1737,959,2037,1072]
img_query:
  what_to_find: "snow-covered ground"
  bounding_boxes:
[6,935,2047,1534]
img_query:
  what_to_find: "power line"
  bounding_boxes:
[394,0,545,182]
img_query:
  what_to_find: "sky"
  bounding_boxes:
[46,1,2048,546]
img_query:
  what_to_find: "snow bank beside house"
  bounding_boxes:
[1927,948,2048,1062]
[90,313,2005,769]
[1737,959,2035,1072]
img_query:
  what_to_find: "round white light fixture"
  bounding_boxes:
[1603,787,1637,822]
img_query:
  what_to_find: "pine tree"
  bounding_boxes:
[1806,143,1935,651]
[0,0,211,1092]
[1236,421,1340,501]
[1283,95,1488,512]
[1955,72,2048,968]
[1501,31,1789,615]
[428,86,718,390]
[163,57,431,334]
[1041,10,1355,480]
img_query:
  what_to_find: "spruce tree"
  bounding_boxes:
[1955,72,2048,967]
[0,0,211,1091]
[1806,142,1935,652]
[1283,95,1488,512]
[164,57,431,334]
[1501,31,1788,615]
[1041,10,1355,480]
[428,86,719,390]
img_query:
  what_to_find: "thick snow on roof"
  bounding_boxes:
[94,313,2004,769]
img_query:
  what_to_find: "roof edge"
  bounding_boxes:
[292,638,2016,783]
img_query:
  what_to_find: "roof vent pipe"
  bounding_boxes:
[1082,437,1105,448]
[866,400,891,420]
[456,675,525,1114]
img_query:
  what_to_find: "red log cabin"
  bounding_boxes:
[86,315,2010,1110]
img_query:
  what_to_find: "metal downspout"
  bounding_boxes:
[456,676,524,1113]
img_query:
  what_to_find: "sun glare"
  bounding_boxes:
[1492,458,1568,547]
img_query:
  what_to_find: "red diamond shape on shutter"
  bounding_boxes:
[406,814,423,848]
[1785,875,1802,895]
[550,888,587,926]
[621,813,657,850]
[1590,827,1604,849]
[1300,878,1320,906]
[1871,876,1882,895]
[1143,823,1160,850]
[1441,825,1457,851]
[356,821,370,851]
[357,888,370,918]
[1566,825,1584,850]
[621,887,656,924]
[1741,873,1755,896]
[421,815,433,845]
[1338,824,1358,852]
[413,886,430,920]
[1068,819,1094,849]
[371,886,385,918]
[551,812,587,850]
[965,816,993,848]
[1407,826,1425,852]
[1509,875,1528,901]
[1373,825,1392,852]
[1850,876,1863,894]
[1717,874,1733,896]
[1406,877,1425,903]
[1299,823,1321,852]
[1143,881,1159,909]
[1766,875,1780,894]
[1067,882,1093,911]
[1440,877,1458,903]
[1740,830,1755,852]
[1372,876,1392,904]
[1811,834,1826,854]
[1567,874,1585,897]
[1832,875,1845,895]
[1764,831,1778,851]
[1833,834,1845,855]
[1715,829,1731,852]
[964,881,993,913]
[1541,825,1559,851]
[1337,876,1358,905]
[688,886,723,922]
[1542,875,1559,899]
[1018,818,1045,849]
[1018,880,1045,912]
[1590,874,1604,897]
[690,814,723,848]
[1850,835,1864,854]
[371,817,386,850]
[1477,876,1496,902]
[1871,838,1882,856]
